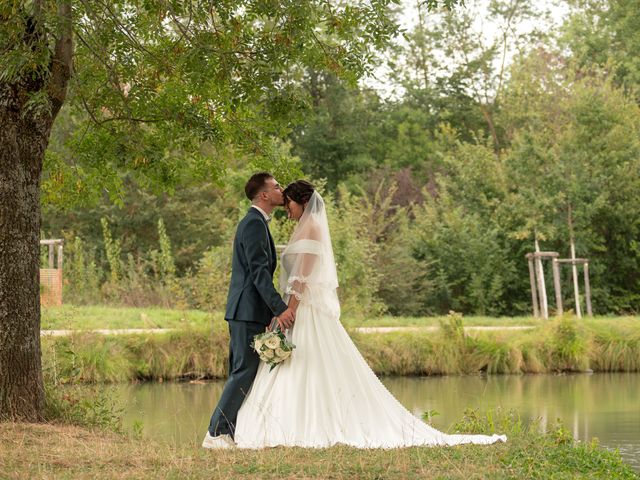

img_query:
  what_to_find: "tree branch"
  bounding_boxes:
[90,0,168,67]
[73,27,138,122]
[496,0,518,100]
[166,3,195,46]
[48,0,73,118]
[97,115,165,125]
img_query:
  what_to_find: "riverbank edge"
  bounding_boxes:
[41,316,640,383]
[1,417,637,479]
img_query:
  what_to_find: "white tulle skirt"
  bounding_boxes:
[234,302,506,449]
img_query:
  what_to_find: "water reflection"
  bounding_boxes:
[109,373,639,470]
[381,373,640,470]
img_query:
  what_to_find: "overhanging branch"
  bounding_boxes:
[48,0,73,117]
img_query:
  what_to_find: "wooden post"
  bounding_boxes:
[57,243,63,270]
[48,244,54,268]
[552,258,563,316]
[568,205,582,318]
[583,262,593,316]
[557,258,592,317]
[570,239,582,318]
[527,255,540,318]
[57,242,63,305]
[534,238,548,319]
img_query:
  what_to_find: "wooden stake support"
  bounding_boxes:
[555,258,592,318]
[525,252,560,319]
[526,252,593,318]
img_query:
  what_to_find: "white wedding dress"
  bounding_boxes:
[234,192,506,449]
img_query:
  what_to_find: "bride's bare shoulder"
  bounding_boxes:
[298,220,321,241]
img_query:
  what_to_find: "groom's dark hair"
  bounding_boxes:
[245,172,274,201]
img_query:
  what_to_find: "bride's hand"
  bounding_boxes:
[277,308,295,329]
[267,317,277,332]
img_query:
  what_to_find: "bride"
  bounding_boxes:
[234,180,506,449]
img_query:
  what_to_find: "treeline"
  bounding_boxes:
[42,1,640,315]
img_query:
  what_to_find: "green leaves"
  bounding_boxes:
[0,2,52,83]
[560,0,640,95]
[0,0,410,205]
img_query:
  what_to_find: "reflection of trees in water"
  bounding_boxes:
[381,373,640,442]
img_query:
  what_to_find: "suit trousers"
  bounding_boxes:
[208,320,265,438]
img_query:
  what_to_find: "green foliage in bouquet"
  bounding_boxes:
[252,326,296,372]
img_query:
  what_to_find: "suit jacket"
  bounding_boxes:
[224,208,288,325]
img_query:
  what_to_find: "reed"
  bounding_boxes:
[41,315,640,383]
[44,333,134,383]
[589,326,640,372]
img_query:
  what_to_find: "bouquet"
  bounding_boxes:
[252,320,296,371]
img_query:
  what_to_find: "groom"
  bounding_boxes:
[203,172,296,449]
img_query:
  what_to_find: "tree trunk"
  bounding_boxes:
[481,105,500,152]
[0,0,72,421]
[0,86,51,421]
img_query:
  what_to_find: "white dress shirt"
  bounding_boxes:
[251,205,271,222]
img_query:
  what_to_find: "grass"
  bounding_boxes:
[342,314,545,328]
[42,304,639,330]
[30,306,640,477]
[355,315,640,376]
[42,327,229,383]
[41,305,221,330]
[40,314,640,383]
[1,411,637,479]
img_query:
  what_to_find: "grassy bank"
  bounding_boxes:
[43,304,640,330]
[42,305,220,330]
[1,410,636,479]
[41,314,640,383]
[42,304,557,330]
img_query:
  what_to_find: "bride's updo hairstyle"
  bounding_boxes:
[283,180,315,206]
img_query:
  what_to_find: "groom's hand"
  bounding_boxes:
[277,307,295,329]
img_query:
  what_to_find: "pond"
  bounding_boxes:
[108,373,639,471]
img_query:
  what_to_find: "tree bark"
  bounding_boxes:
[0,85,49,421]
[0,0,72,420]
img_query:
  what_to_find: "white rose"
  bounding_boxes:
[265,335,281,349]
[263,349,275,359]
[274,347,286,358]
[253,338,264,351]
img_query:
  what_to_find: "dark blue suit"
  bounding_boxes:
[208,207,288,438]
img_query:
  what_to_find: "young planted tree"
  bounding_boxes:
[3,0,475,421]
[501,49,640,313]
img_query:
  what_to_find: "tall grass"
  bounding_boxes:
[44,383,123,432]
[589,325,640,372]
[42,328,226,384]
[41,315,640,384]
